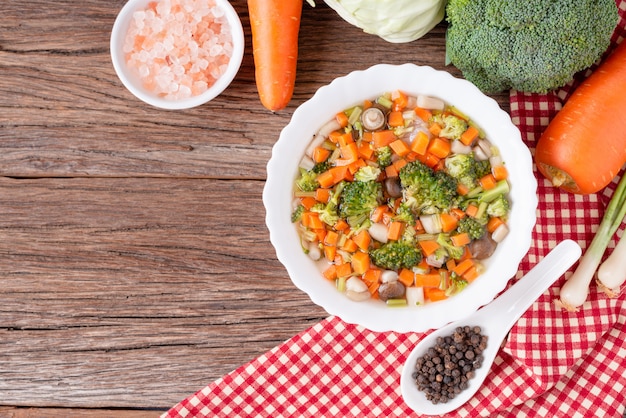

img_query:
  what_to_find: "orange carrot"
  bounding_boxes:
[398,268,415,287]
[333,219,350,232]
[418,240,440,257]
[340,142,359,163]
[427,137,451,159]
[415,273,441,288]
[389,139,411,157]
[248,0,303,111]
[492,164,508,181]
[351,251,370,275]
[459,125,479,146]
[479,173,497,190]
[535,41,626,194]
[414,107,432,122]
[387,111,405,127]
[335,262,352,278]
[450,232,471,247]
[336,111,349,128]
[462,265,480,282]
[299,196,317,210]
[410,131,430,155]
[465,204,479,218]
[429,123,442,136]
[486,216,505,233]
[313,146,331,163]
[324,245,336,261]
[324,230,339,246]
[372,130,397,148]
[315,187,330,203]
[424,287,447,302]
[323,264,338,280]
[392,90,408,111]
[439,213,458,232]
[341,238,358,253]
[452,258,474,276]
[387,221,404,241]
[353,229,371,251]
[362,268,381,286]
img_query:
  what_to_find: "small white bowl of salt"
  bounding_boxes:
[110,0,244,110]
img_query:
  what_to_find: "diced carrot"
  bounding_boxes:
[423,153,441,168]
[324,230,339,246]
[313,146,331,163]
[358,142,375,160]
[427,137,451,159]
[315,187,330,203]
[451,208,466,219]
[487,216,505,233]
[387,221,404,241]
[450,232,471,247]
[328,130,343,144]
[393,158,408,172]
[429,122,442,136]
[336,111,349,128]
[398,268,415,287]
[392,90,408,111]
[416,258,430,272]
[307,213,323,230]
[479,173,497,190]
[415,272,441,288]
[414,106,432,122]
[324,245,336,261]
[363,99,373,109]
[460,245,472,261]
[418,239,440,256]
[323,264,338,280]
[368,281,380,296]
[340,142,359,163]
[460,125,479,146]
[353,229,371,251]
[410,131,430,155]
[405,151,419,162]
[351,251,370,275]
[333,219,350,232]
[335,262,352,278]
[331,166,349,182]
[362,131,373,143]
[457,182,470,196]
[424,287,448,302]
[371,205,389,223]
[316,170,336,188]
[446,258,457,271]
[388,110,405,127]
[465,204,479,218]
[389,139,411,157]
[362,268,381,286]
[439,213,458,232]
[385,164,398,178]
[462,265,479,282]
[372,130,397,148]
[300,196,317,210]
[452,258,474,276]
[492,164,508,181]
[314,229,326,242]
[341,238,358,253]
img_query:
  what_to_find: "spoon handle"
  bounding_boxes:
[476,239,581,331]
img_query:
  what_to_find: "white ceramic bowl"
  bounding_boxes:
[263,64,537,333]
[110,0,244,110]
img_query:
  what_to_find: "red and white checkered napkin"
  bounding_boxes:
[165,7,626,416]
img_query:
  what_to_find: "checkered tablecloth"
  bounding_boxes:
[164,4,626,416]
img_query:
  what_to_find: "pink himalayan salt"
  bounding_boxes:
[123,0,234,100]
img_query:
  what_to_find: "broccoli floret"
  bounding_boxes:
[456,216,486,240]
[401,161,460,214]
[354,165,381,182]
[312,160,332,174]
[445,153,491,189]
[487,194,510,218]
[431,113,468,141]
[295,167,319,192]
[291,205,306,223]
[369,241,422,270]
[375,146,393,168]
[310,182,345,226]
[339,180,383,227]
[436,233,465,260]
[445,0,619,93]
[394,202,416,225]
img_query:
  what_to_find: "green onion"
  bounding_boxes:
[386,298,408,307]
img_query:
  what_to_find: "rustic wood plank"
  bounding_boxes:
[0,177,326,408]
[0,407,162,418]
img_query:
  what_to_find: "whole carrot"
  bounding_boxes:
[535,41,626,194]
[248,0,303,111]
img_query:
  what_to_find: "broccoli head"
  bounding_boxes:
[456,216,486,240]
[309,182,345,226]
[354,165,381,182]
[339,180,383,227]
[436,233,465,260]
[291,205,306,223]
[432,113,468,141]
[486,194,510,218]
[401,161,460,214]
[445,153,491,189]
[375,146,393,168]
[445,0,619,93]
[369,241,422,270]
[295,167,319,192]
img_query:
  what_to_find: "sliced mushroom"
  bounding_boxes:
[378,281,406,301]
[361,106,386,131]
[383,176,402,198]
[468,234,497,259]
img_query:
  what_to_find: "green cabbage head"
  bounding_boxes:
[324,0,446,43]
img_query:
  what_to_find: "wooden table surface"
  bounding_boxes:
[0,1,509,415]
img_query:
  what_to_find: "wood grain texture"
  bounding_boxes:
[0,0,511,411]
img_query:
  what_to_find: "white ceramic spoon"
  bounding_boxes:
[400,239,582,416]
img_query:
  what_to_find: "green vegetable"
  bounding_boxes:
[445,153,491,189]
[295,167,319,193]
[310,182,345,226]
[556,173,626,311]
[375,146,392,168]
[324,0,446,43]
[436,233,465,260]
[370,241,422,270]
[431,113,468,141]
[486,194,510,218]
[456,216,485,240]
[291,205,306,223]
[445,0,619,93]
[339,180,383,227]
[400,161,460,215]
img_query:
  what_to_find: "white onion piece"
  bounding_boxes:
[307,242,321,261]
[416,95,445,110]
[489,154,503,168]
[299,155,315,170]
[368,222,389,243]
[420,214,442,234]
[406,286,424,306]
[450,140,472,155]
[305,134,326,158]
[477,139,493,158]
[491,223,509,243]
[381,270,399,283]
[472,145,489,161]
[346,276,368,293]
[317,118,342,137]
